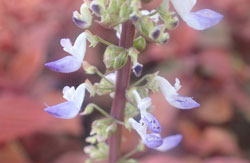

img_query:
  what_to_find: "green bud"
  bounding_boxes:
[145,72,160,92]
[90,118,114,141]
[149,26,170,44]
[82,61,97,74]
[103,45,128,70]
[72,3,92,29]
[84,143,108,160]
[133,36,146,51]
[81,103,95,115]
[135,16,155,37]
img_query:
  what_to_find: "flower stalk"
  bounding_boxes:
[109,21,135,163]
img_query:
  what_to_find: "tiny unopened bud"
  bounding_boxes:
[103,45,127,70]
[72,11,87,28]
[80,104,94,115]
[160,33,170,44]
[151,29,160,39]
[130,14,139,22]
[72,3,92,29]
[170,16,179,29]
[82,61,97,74]
[133,63,143,77]
[133,36,146,51]
[90,3,101,16]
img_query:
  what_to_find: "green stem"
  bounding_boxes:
[91,104,125,125]
[119,146,140,162]
[130,74,151,87]
[96,36,113,46]
[95,69,114,85]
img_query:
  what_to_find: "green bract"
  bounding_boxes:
[104,45,128,70]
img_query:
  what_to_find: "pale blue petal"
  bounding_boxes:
[44,101,81,119]
[143,133,163,149]
[45,56,81,73]
[155,134,182,152]
[184,9,223,30]
[142,112,161,133]
[168,95,200,109]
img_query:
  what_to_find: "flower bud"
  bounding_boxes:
[103,45,127,70]
[133,63,143,77]
[90,0,105,16]
[82,61,97,74]
[149,26,170,44]
[72,3,92,29]
[81,103,94,115]
[133,36,146,51]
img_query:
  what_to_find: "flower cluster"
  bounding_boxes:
[128,75,199,151]
[43,0,222,162]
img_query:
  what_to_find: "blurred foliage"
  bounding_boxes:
[0,0,250,162]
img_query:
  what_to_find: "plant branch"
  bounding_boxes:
[108,21,135,163]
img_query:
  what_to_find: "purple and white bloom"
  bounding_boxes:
[45,32,87,73]
[170,0,223,30]
[128,118,182,151]
[44,83,87,119]
[155,76,200,109]
[132,63,143,77]
[132,90,161,133]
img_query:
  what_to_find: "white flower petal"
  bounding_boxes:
[155,76,179,98]
[72,32,87,59]
[73,83,86,108]
[63,86,76,101]
[60,38,73,54]
[128,118,147,139]
[171,0,197,16]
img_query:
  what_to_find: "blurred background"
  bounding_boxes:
[0,0,250,162]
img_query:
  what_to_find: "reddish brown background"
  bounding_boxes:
[0,0,250,162]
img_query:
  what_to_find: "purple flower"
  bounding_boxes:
[45,32,87,73]
[170,0,223,30]
[155,76,200,109]
[142,112,162,133]
[128,118,182,151]
[132,90,161,133]
[44,83,87,119]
